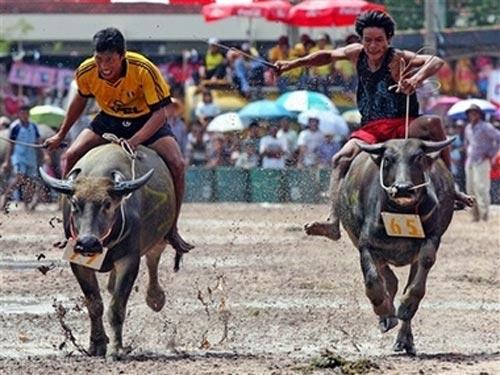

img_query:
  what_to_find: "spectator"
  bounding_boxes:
[235,140,260,169]
[447,120,466,191]
[333,34,359,95]
[207,134,231,167]
[318,133,341,167]
[195,90,221,128]
[231,43,265,99]
[268,36,305,92]
[1,104,41,210]
[308,33,334,95]
[297,117,324,168]
[463,104,500,222]
[259,123,288,169]
[276,117,298,165]
[245,121,262,156]
[186,123,210,166]
[200,37,227,81]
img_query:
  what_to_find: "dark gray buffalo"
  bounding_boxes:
[40,143,176,357]
[338,137,455,355]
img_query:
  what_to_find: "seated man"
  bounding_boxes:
[200,38,227,81]
[275,10,473,240]
[44,27,193,254]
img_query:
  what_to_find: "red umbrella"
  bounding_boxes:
[286,0,385,27]
[202,0,291,22]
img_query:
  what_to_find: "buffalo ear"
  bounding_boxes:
[421,137,456,160]
[358,142,385,165]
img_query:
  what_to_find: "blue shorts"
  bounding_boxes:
[90,112,175,145]
[13,163,38,177]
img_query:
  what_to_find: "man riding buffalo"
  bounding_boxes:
[44,27,193,254]
[275,10,474,241]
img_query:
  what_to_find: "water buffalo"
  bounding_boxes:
[39,143,176,357]
[338,137,455,356]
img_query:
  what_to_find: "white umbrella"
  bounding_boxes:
[298,109,349,137]
[447,98,496,120]
[207,112,245,133]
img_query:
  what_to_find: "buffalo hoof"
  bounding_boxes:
[455,190,475,208]
[393,338,416,356]
[379,315,398,333]
[146,288,166,312]
[88,340,107,357]
[107,346,131,361]
[304,221,340,240]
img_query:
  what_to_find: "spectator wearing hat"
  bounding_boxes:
[200,37,227,81]
[464,104,500,221]
[1,104,41,210]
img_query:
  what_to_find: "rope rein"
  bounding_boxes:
[0,134,46,148]
[379,47,440,195]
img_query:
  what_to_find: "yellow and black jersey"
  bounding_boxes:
[75,51,171,118]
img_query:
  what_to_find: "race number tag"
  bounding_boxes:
[380,212,425,238]
[62,239,109,270]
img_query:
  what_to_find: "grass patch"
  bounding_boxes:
[308,349,379,374]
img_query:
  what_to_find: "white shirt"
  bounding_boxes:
[259,135,288,169]
[297,129,324,167]
[195,101,221,120]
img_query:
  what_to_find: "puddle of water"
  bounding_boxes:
[0,295,68,315]
[0,259,66,271]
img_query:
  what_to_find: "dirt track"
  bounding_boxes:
[0,203,499,374]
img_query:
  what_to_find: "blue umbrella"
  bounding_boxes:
[276,90,338,113]
[238,100,293,121]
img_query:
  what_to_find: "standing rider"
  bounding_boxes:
[275,10,473,240]
[44,27,193,254]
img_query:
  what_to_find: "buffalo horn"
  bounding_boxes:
[110,169,154,196]
[421,137,456,154]
[358,142,385,155]
[38,167,75,195]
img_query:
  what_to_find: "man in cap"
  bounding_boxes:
[464,104,500,221]
[200,37,227,81]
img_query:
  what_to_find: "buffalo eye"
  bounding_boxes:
[103,200,112,211]
[383,155,395,166]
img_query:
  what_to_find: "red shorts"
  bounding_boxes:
[350,118,416,144]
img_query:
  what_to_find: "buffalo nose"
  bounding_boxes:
[75,234,103,254]
[393,183,414,195]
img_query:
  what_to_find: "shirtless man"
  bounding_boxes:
[275,10,473,240]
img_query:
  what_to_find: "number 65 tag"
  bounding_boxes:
[380,212,426,238]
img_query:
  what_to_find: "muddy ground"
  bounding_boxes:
[0,203,498,374]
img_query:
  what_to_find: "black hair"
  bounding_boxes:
[92,27,126,55]
[355,10,395,39]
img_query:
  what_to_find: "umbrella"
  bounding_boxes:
[29,105,66,129]
[286,0,385,27]
[238,100,292,121]
[298,109,349,137]
[447,98,496,120]
[207,112,245,133]
[202,0,290,22]
[276,90,338,113]
[341,109,362,126]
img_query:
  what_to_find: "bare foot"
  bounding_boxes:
[454,190,475,208]
[304,221,341,240]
